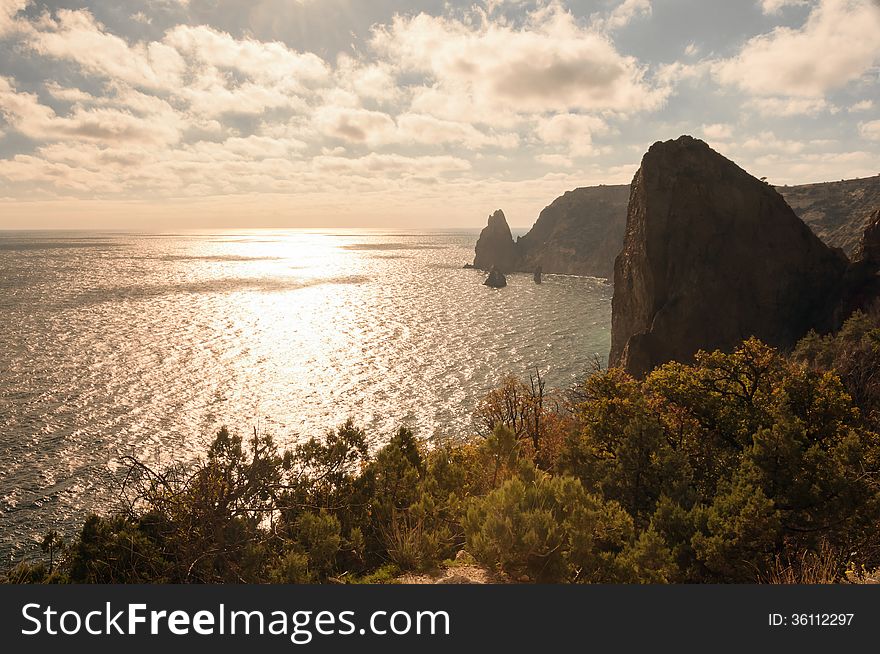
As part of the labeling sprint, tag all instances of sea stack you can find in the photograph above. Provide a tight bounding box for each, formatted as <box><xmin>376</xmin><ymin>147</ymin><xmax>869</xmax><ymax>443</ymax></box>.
<box><xmin>533</xmin><ymin>267</ymin><xmax>543</xmax><ymax>284</ymax></box>
<box><xmin>484</xmin><ymin>266</ymin><xmax>507</xmax><ymax>288</ymax></box>
<box><xmin>610</xmin><ymin>135</ymin><xmax>848</xmax><ymax>378</ymax></box>
<box><xmin>473</xmin><ymin>210</ymin><xmax>518</xmax><ymax>272</ymax></box>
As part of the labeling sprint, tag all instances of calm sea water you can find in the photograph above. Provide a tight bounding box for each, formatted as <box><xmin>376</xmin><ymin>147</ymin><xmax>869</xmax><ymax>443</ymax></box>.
<box><xmin>0</xmin><ymin>229</ymin><xmax>611</xmax><ymax>561</ymax></box>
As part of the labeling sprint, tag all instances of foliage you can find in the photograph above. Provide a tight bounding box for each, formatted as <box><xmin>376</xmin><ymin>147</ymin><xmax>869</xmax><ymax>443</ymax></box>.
<box><xmin>6</xmin><ymin>312</ymin><xmax>880</xmax><ymax>584</ymax></box>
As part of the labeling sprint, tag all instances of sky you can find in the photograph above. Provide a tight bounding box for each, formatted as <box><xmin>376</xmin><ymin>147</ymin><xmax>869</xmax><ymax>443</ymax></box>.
<box><xmin>0</xmin><ymin>0</ymin><xmax>878</xmax><ymax>229</ymax></box>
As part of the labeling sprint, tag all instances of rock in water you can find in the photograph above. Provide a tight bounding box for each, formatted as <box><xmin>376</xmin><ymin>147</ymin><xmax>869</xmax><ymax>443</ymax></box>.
<box><xmin>533</xmin><ymin>267</ymin><xmax>543</xmax><ymax>284</ymax></box>
<box><xmin>484</xmin><ymin>266</ymin><xmax>507</xmax><ymax>288</ymax></box>
<box><xmin>473</xmin><ymin>210</ymin><xmax>518</xmax><ymax>272</ymax></box>
<box><xmin>610</xmin><ymin>135</ymin><xmax>848</xmax><ymax>377</ymax></box>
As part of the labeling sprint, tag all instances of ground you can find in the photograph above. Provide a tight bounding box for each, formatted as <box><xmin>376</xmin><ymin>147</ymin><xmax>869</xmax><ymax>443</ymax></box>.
<box><xmin>396</xmin><ymin>551</ymin><xmax>508</xmax><ymax>584</ymax></box>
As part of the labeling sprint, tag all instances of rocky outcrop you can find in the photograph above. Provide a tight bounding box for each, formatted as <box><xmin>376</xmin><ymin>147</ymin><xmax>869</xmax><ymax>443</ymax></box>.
<box><xmin>472</xmin><ymin>176</ymin><xmax>880</xmax><ymax>280</ymax></box>
<box><xmin>472</xmin><ymin>188</ymin><xmax>629</xmax><ymax>278</ymax></box>
<box><xmin>857</xmin><ymin>209</ymin><xmax>880</xmax><ymax>265</ymax></box>
<box><xmin>484</xmin><ymin>266</ymin><xmax>507</xmax><ymax>288</ymax></box>
<box><xmin>837</xmin><ymin>209</ymin><xmax>880</xmax><ymax>321</ymax></box>
<box><xmin>473</xmin><ymin>210</ymin><xmax>518</xmax><ymax>272</ymax></box>
<box><xmin>516</xmin><ymin>185</ymin><xmax>630</xmax><ymax>278</ymax></box>
<box><xmin>780</xmin><ymin>176</ymin><xmax>880</xmax><ymax>258</ymax></box>
<box><xmin>610</xmin><ymin>136</ymin><xmax>849</xmax><ymax>377</ymax></box>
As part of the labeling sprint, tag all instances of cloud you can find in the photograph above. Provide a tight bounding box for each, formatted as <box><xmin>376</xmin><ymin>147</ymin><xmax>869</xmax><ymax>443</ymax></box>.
<box><xmin>716</xmin><ymin>0</ymin><xmax>880</xmax><ymax>98</ymax></box>
<box><xmin>370</xmin><ymin>5</ymin><xmax>669</xmax><ymax>122</ymax></box>
<box><xmin>745</xmin><ymin>96</ymin><xmax>834</xmax><ymax>116</ymax></box>
<box><xmin>0</xmin><ymin>0</ymin><xmax>28</xmax><ymax>37</ymax></box>
<box><xmin>163</xmin><ymin>24</ymin><xmax>329</xmax><ymax>90</ymax></box>
<box><xmin>312</xmin><ymin>153</ymin><xmax>471</xmax><ymax>177</ymax></box>
<box><xmin>313</xmin><ymin>106</ymin><xmax>396</xmax><ymax>145</ymax></box>
<box><xmin>394</xmin><ymin>113</ymin><xmax>519</xmax><ymax>149</ymax></box>
<box><xmin>312</xmin><ymin>106</ymin><xmax>519</xmax><ymax>149</ymax></box>
<box><xmin>535</xmin><ymin>113</ymin><xmax>609</xmax><ymax>157</ymax></box>
<box><xmin>0</xmin><ymin>77</ymin><xmax>182</xmax><ymax>145</ymax></box>
<box><xmin>860</xmin><ymin>120</ymin><xmax>880</xmax><ymax>141</ymax></box>
<box><xmin>26</xmin><ymin>9</ymin><xmax>187</xmax><ymax>90</ymax></box>
<box><xmin>0</xmin><ymin>0</ymin><xmax>876</xmax><ymax>223</ymax></box>
<box><xmin>744</xmin><ymin>149</ymin><xmax>878</xmax><ymax>185</ymax></box>
<box><xmin>737</xmin><ymin>130</ymin><xmax>835</xmax><ymax>154</ymax></box>
<box><xmin>850</xmin><ymin>99</ymin><xmax>874</xmax><ymax>113</ymax></box>
<box><xmin>22</xmin><ymin>10</ymin><xmax>330</xmax><ymax>118</ymax></box>
<box><xmin>758</xmin><ymin>0</ymin><xmax>811</xmax><ymax>14</ymax></box>
<box><xmin>535</xmin><ymin>153</ymin><xmax>573</xmax><ymax>168</ymax></box>
<box><xmin>592</xmin><ymin>0</ymin><xmax>652</xmax><ymax>32</ymax></box>
<box><xmin>701</xmin><ymin>123</ymin><xmax>734</xmax><ymax>140</ymax></box>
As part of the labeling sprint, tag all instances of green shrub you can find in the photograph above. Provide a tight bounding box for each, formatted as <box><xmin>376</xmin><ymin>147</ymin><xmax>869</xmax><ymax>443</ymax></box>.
<box><xmin>464</xmin><ymin>468</ymin><xmax>634</xmax><ymax>582</ymax></box>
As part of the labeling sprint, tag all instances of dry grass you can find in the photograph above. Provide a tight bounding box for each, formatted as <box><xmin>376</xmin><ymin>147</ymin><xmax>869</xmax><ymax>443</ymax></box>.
<box><xmin>764</xmin><ymin>541</ymin><xmax>845</xmax><ymax>584</ymax></box>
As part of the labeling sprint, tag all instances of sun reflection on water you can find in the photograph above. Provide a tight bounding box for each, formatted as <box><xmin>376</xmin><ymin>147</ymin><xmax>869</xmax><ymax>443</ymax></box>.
<box><xmin>0</xmin><ymin>228</ymin><xmax>612</xmax><ymax>558</ymax></box>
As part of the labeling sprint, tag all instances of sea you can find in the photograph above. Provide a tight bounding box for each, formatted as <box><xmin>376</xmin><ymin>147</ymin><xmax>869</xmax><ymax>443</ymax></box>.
<box><xmin>0</xmin><ymin>228</ymin><xmax>612</xmax><ymax>561</ymax></box>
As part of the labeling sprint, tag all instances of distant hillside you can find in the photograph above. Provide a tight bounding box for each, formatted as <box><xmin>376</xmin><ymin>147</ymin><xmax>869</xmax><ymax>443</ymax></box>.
<box><xmin>473</xmin><ymin>175</ymin><xmax>880</xmax><ymax>278</ymax></box>
<box><xmin>778</xmin><ymin>176</ymin><xmax>880</xmax><ymax>257</ymax></box>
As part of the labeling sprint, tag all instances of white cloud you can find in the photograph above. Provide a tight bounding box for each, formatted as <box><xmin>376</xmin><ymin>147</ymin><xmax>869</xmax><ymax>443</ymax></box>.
<box><xmin>163</xmin><ymin>24</ymin><xmax>329</xmax><ymax>90</ymax></box>
<box><xmin>312</xmin><ymin>153</ymin><xmax>471</xmax><ymax>177</ymax></box>
<box><xmin>312</xmin><ymin>106</ymin><xmax>396</xmax><ymax>145</ymax></box>
<box><xmin>23</xmin><ymin>11</ymin><xmax>330</xmax><ymax>119</ymax></box>
<box><xmin>535</xmin><ymin>113</ymin><xmax>609</xmax><ymax>157</ymax></box>
<box><xmin>370</xmin><ymin>5</ymin><xmax>669</xmax><ymax>122</ymax></box>
<box><xmin>745</xmin><ymin>149</ymin><xmax>878</xmax><ymax>185</ymax></box>
<box><xmin>0</xmin><ymin>0</ymin><xmax>875</xmax><ymax>221</ymax></box>
<box><xmin>716</xmin><ymin>0</ymin><xmax>880</xmax><ymax>97</ymax></box>
<box><xmin>701</xmin><ymin>123</ymin><xmax>734</xmax><ymax>140</ymax></box>
<box><xmin>860</xmin><ymin>120</ymin><xmax>880</xmax><ymax>141</ymax></box>
<box><xmin>737</xmin><ymin>130</ymin><xmax>832</xmax><ymax>154</ymax></box>
<box><xmin>745</xmin><ymin>96</ymin><xmax>834</xmax><ymax>116</ymax></box>
<box><xmin>0</xmin><ymin>76</ymin><xmax>182</xmax><ymax>145</ymax></box>
<box><xmin>27</xmin><ymin>10</ymin><xmax>187</xmax><ymax>90</ymax></box>
<box><xmin>395</xmin><ymin>113</ymin><xmax>519</xmax><ymax>149</ymax></box>
<box><xmin>0</xmin><ymin>0</ymin><xmax>28</xmax><ymax>37</ymax></box>
<box><xmin>535</xmin><ymin>153</ymin><xmax>574</xmax><ymax>168</ymax></box>
<box><xmin>758</xmin><ymin>0</ymin><xmax>811</xmax><ymax>15</ymax></box>
<box><xmin>592</xmin><ymin>0</ymin><xmax>652</xmax><ymax>32</ymax></box>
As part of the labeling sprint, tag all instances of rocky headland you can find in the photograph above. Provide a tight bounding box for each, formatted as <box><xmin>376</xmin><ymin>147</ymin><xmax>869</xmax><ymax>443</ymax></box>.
<box><xmin>472</xmin><ymin>172</ymin><xmax>880</xmax><ymax>280</ymax></box>
<box><xmin>610</xmin><ymin>136</ymin><xmax>880</xmax><ymax>377</ymax></box>
<box><xmin>471</xmin><ymin>187</ymin><xmax>629</xmax><ymax>278</ymax></box>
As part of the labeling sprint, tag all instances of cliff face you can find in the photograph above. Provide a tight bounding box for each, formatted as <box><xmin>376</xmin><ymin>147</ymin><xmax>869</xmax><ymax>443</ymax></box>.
<box><xmin>475</xmin><ymin>177</ymin><xmax>880</xmax><ymax>280</ymax></box>
<box><xmin>780</xmin><ymin>176</ymin><xmax>880</xmax><ymax>258</ymax></box>
<box><xmin>610</xmin><ymin>136</ymin><xmax>849</xmax><ymax>378</ymax></box>
<box><xmin>837</xmin><ymin>209</ymin><xmax>880</xmax><ymax>322</ymax></box>
<box><xmin>472</xmin><ymin>188</ymin><xmax>629</xmax><ymax>277</ymax></box>
<box><xmin>516</xmin><ymin>186</ymin><xmax>630</xmax><ymax>278</ymax></box>
<box><xmin>473</xmin><ymin>210</ymin><xmax>518</xmax><ymax>272</ymax></box>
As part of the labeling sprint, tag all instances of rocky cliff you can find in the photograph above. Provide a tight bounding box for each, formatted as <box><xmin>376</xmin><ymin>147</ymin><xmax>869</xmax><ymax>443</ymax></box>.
<box><xmin>471</xmin><ymin>188</ymin><xmax>629</xmax><ymax>277</ymax></box>
<box><xmin>780</xmin><ymin>176</ymin><xmax>880</xmax><ymax>258</ymax></box>
<box><xmin>610</xmin><ymin>136</ymin><xmax>850</xmax><ymax>378</ymax></box>
<box><xmin>473</xmin><ymin>176</ymin><xmax>880</xmax><ymax>280</ymax></box>
<box><xmin>473</xmin><ymin>210</ymin><xmax>519</xmax><ymax>272</ymax></box>
<box><xmin>515</xmin><ymin>186</ymin><xmax>630</xmax><ymax>278</ymax></box>
<box><xmin>837</xmin><ymin>209</ymin><xmax>880</xmax><ymax>322</ymax></box>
